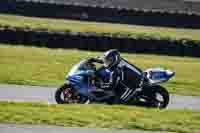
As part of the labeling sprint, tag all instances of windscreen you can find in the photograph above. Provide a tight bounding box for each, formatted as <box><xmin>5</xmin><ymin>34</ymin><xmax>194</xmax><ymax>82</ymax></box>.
<box><xmin>67</xmin><ymin>60</ymin><xmax>88</xmax><ymax>76</ymax></box>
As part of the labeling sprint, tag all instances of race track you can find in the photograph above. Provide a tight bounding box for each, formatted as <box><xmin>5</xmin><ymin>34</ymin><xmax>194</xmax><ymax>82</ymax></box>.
<box><xmin>0</xmin><ymin>84</ymin><xmax>200</xmax><ymax>110</ymax></box>
<box><xmin>0</xmin><ymin>124</ymin><xmax>167</xmax><ymax>133</ymax></box>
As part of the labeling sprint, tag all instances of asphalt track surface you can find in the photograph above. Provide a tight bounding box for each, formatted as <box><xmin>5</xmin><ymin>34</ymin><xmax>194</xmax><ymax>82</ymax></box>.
<box><xmin>0</xmin><ymin>84</ymin><xmax>200</xmax><ymax>110</ymax></box>
<box><xmin>0</xmin><ymin>84</ymin><xmax>199</xmax><ymax>133</ymax></box>
<box><xmin>0</xmin><ymin>123</ymin><xmax>171</xmax><ymax>133</ymax></box>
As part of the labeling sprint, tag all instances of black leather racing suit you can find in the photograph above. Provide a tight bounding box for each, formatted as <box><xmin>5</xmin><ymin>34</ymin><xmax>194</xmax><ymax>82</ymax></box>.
<box><xmin>97</xmin><ymin>64</ymin><xmax>122</xmax><ymax>103</ymax></box>
<box><xmin>100</xmin><ymin>59</ymin><xmax>143</xmax><ymax>102</ymax></box>
<box><xmin>99</xmin><ymin>66</ymin><xmax>121</xmax><ymax>89</ymax></box>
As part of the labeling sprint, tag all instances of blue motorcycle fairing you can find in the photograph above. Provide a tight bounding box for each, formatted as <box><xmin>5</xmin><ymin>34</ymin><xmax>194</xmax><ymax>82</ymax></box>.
<box><xmin>66</xmin><ymin>60</ymin><xmax>98</xmax><ymax>96</ymax></box>
<box><xmin>67</xmin><ymin>75</ymin><xmax>90</xmax><ymax>96</ymax></box>
<box><xmin>66</xmin><ymin>67</ymin><xmax>111</xmax><ymax>97</ymax></box>
<box><xmin>65</xmin><ymin>59</ymin><xmax>112</xmax><ymax>97</ymax></box>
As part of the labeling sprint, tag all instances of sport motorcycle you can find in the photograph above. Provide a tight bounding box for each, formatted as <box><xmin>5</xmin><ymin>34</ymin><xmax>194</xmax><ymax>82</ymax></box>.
<box><xmin>55</xmin><ymin>56</ymin><xmax>175</xmax><ymax>109</ymax></box>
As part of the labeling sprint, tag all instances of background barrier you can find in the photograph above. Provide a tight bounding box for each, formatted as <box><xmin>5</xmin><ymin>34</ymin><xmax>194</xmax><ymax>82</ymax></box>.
<box><xmin>0</xmin><ymin>26</ymin><xmax>200</xmax><ymax>57</ymax></box>
<box><xmin>0</xmin><ymin>0</ymin><xmax>200</xmax><ymax>28</ymax></box>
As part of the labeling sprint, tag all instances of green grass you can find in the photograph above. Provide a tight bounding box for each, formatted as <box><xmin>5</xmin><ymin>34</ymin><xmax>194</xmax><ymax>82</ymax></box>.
<box><xmin>0</xmin><ymin>101</ymin><xmax>200</xmax><ymax>133</ymax></box>
<box><xmin>0</xmin><ymin>13</ymin><xmax>200</xmax><ymax>41</ymax></box>
<box><xmin>0</xmin><ymin>44</ymin><xmax>200</xmax><ymax>96</ymax></box>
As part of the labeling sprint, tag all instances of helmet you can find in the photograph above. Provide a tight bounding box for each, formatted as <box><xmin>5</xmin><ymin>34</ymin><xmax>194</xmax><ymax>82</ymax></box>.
<box><xmin>102</xmin><ymin>49</ymin><xmax>121</xmax><ymax>68</ymax></box>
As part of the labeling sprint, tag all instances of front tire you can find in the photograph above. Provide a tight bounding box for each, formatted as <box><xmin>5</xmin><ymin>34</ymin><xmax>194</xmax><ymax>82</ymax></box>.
<box><xmin>55</xmin><ymin>84</ymin><xmax>88</xmax><ymax>104</ymax></box>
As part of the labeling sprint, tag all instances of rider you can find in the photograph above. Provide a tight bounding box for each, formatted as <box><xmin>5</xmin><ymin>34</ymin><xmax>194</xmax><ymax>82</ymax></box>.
<box><xmin>99</xmin><ymin>49</ymin><xmax>122</xmax><ymax>102</ymax></box>
<box><xmin>100</xmin><ymin>49</ymin><xmax>143</xmax><ymax>102</ymax></box>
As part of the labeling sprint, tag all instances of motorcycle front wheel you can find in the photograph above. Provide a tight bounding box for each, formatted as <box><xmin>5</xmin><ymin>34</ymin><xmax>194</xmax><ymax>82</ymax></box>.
<box><xmin>55</xmin><ymin>84</ymin><xmax>88</xmax><ymax>104</ymax></box>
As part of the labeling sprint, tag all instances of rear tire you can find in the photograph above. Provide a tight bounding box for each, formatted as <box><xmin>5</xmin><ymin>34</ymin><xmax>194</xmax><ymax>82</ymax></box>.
<box><xmin>150</xmin><ymin>85</ymin><xmax>169</xmax><ymax>109</ymax></box>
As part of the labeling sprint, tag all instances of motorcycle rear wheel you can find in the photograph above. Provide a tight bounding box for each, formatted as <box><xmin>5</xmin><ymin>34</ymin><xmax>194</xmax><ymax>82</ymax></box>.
<box><xmin>147</xmin><ymin>85</ymin><xmax>169</xmax><ymax>109</ymax></box>
<box><xmin>132</xmin><ymin>85</ymin><xmax>169</xmax><ymax>109</ymax></box>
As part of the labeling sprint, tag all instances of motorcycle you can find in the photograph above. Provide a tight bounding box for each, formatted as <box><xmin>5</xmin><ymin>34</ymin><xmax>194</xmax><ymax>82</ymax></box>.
<box><xmin>55</xmin><ymin>56</ymin><xmax>175</xmax><ymax>109</ymax></box>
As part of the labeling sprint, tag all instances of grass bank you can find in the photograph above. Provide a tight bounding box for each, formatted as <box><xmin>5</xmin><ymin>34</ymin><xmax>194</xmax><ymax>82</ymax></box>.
<box><xmin>0</xmin><ymin>14</ymin><xmax>200</xmax><ymax>41</ymax></box>
<box><xmin>0</xmin><ymin>101</ymin><xmax>200</xmax><ymax>133</ymax></box>
<box><xmin>0</xmin><ymin>44</ymin><xmax>200</xmax><ymax>96</ymax></box>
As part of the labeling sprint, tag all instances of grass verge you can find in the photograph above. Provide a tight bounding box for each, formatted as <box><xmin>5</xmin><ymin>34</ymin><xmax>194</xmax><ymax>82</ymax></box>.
<box><xmin>0</xmin><ymin>13</ymin><xmax>200</xmax><ymax>41</ymax></box>
<box><xmin>0</xmin><ymin>101</ymin><xmax>200</xmax><ymax>133</ymax></box>
<box><xmin>0</xmin><ymin>44</ymin><xmax>200</xmax><ymax>96</ymax></box>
